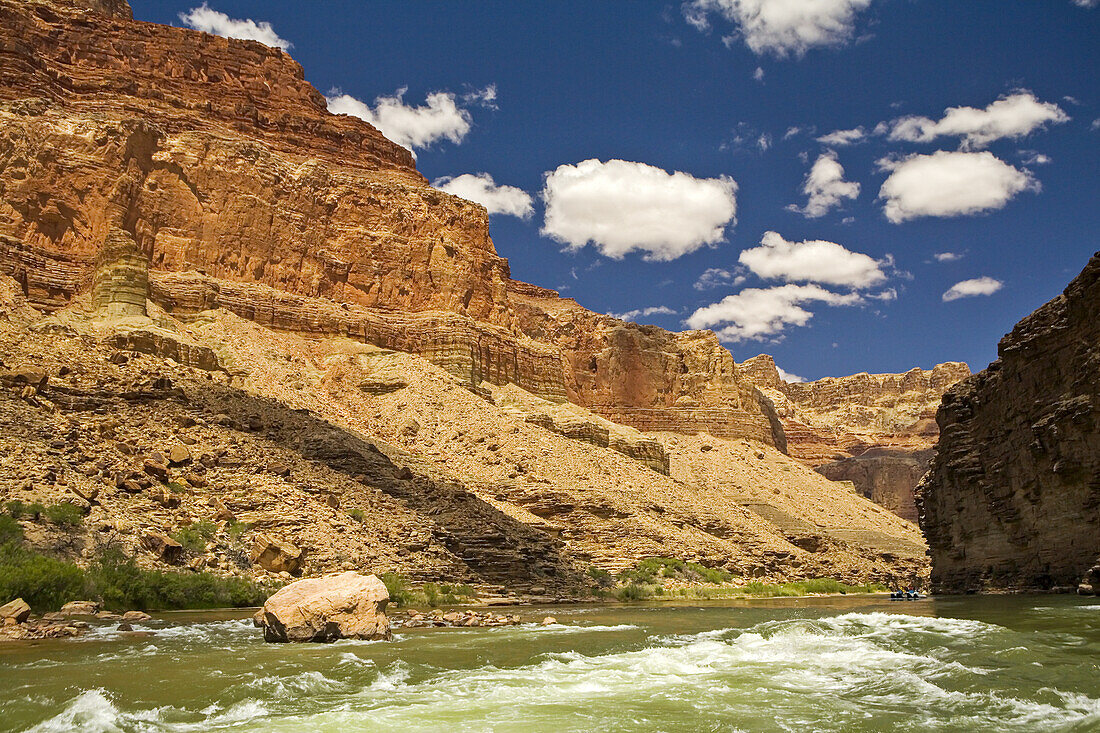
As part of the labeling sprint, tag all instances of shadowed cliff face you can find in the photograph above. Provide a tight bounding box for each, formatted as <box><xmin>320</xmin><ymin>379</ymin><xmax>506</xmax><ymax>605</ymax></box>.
<box><xmin>917</xmin><ymin>253</ymin><xmax>1100</xmax><ymax>594</ymax></box>
<box><xmin>0</xmin><ymin>0</ymin><xmax>785</xmax><ymax>447</ymax></box>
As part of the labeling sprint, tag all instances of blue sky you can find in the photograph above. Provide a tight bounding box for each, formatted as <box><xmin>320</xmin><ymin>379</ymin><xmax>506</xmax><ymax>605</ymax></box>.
<box><xmin>138</xmin><ymin>1</ymin><xmax>1100</xmax><ymax>381</ymax></box>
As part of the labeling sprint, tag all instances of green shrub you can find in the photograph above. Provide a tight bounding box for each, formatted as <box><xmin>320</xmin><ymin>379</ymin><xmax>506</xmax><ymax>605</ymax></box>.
<box><xmin>379</xmin><ymin>573</ymin><xmax>476</xmax><ymax>608</ymax></box>
<box><xmin>0</xmin><ymin>543</ymin><xmax>87</xmax><ymax>611</ymax></box>
<box><xmin>615</xmin><ymin>582</ymin><xmax>654</xmax><ymax>602</ymax></box>
<box><xmin>85</xmin><ymin>549</ymin><xmax>271</xmax><ymax>611</ymax></box>
<box><xmin>0</xmin><ymin>515</ymin><xmax>24</xmax><ymax>544</ymax></box>
<box><xmin>25</xmin><ymin>503</ymin><xmax>45</xmax><ymax>520</ymax></box>
<box><xmin>380</xmin><ymin>571</ymin><xmax>417</xmax><ymax>607</ymax></box>
<box><xmin>619</xmin><ymin>557</ymin><xmax>732</xmax><ymax>586</ymax></box>
<box><xmin>227</xmin><ymin>521</ymin><xmax>250</xmax><ymax>541</ymax></box>
<box><xmin>586</xmin><ymin>565</ymin><xmax>615</xmax><ymax>588</ymax></box>
<box><xmin>43</xmin><ymin>502</ymin><xmax>84</xmax><ymax>527</ymax></box>
<box><xmin>171</xmin><ymin>521</ymin><xmax>217</xmax><ymax>553</ymax></box>
<box><xmin>685</xmin><ymin>562</ymin><xmax>732</xmax><ymax>584</ymax></box>
<box><xmin>165</xmin><ymin>482</ymin><xmax>187</xmax><ymax>494</ymax></box>
<box><xmin>346</xmin><ymin>508</ymin><xmax>366</xmax><ymax>523</ymax></box>
<box><xmin>5</xmin><ymin>500</ymin><xmax>26</xmax><ymax>519</ymax></box>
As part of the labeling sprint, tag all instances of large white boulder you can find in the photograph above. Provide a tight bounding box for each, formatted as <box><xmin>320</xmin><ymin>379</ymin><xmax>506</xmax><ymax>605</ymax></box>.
<box><xmin>260</xmin><ymin>572</ymin><xmax>391</xmax><ymax>643</ymax></box>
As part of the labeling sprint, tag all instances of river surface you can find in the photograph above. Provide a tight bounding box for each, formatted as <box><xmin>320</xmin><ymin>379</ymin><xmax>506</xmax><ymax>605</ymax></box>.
<box><xmin>1</xmin><ymin>594</ymin><xmax>1098</xmax><ymax>732</ymax></box>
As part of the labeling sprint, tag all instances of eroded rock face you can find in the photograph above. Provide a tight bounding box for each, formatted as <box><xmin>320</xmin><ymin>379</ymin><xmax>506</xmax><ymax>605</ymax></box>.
<box><xmin>739</xmin><ymin>354</ymin><xmax>969</xmax><ymax>520</ymax></box>
<box><xmin>260</xmin><ymin>571</ymin><xmax>390</xmax><ymax>643</ymax></box>
<box><xmin>0</xmin><ymin>0</ymin><xmax>784</xmax><ymax>447</ymax></box>
<box><xmin>917</xmin><ymin>253</ymin><xmax>1100</xmax><ymax>594</ymax></box>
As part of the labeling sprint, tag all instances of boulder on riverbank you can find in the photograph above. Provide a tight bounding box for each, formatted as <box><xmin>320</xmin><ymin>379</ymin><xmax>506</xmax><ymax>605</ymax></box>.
<box><xmin>0</xmin><ymin>598</ymin><xmax>31</xmax><ymax>624</ymax></box>
<box><xmin>259</xmin><ymin>571</ymin><xmax>390</xmax><ymax>643</ymax></box>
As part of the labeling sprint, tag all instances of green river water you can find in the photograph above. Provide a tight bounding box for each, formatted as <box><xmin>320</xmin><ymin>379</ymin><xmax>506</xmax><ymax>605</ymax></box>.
<box><xmin>1</xmin><ymin>594</ymin><xmax>1098</xmax><ymax>732</ymax></box>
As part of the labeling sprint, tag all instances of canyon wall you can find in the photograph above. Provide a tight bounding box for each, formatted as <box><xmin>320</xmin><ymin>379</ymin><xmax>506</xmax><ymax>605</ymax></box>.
<box><xmin>916</xmin><ymin>253</ymin><xmax>1100</xmax><ymax>593</ymax></box>
<box><xmin>0</xmin><ymin>0</ymin><xmax>782</xmax><ymax>446</ymax></box>
<box><xmin>740</xmin><ymin>355</ymin><xmax>970</xmax><ymax>521</ymax></box>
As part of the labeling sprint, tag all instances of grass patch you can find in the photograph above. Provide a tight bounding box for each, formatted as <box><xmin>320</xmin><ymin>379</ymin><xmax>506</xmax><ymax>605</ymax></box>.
<box><xmin>6</xmin><ymin>501</ymin><xmax>45</xmax><ymax>520</ymax></box>
<box><xmin>379</xmin><ymin>572</ymin><xmax>477</xmax><ymax>608</ymax></box>
<box><xmin>618</xmin><ymin>557</ymin><xmax>732</xmax><ymax>586</ymax></box>
<box><xmin>0</xmin><ymin>515</ymin><xmax>24</xmax><ymax>544</ymax></box>
<box><xmin>608</xmin><ymin>557</ymin><xmax>884</xmax><ymax>602</ymax></box>
<box><xmin>670</xmin><ymin>579</ymin><xmax>888</xmax><ymax>600</ymax></box>
<box><xmin>43</xmin><ymin>502</ymin><xmax>85</xmax><ymax>527</ymax></box>
<box><xmin>346</xmin><ymin>508</ymin><xmax>366</xmax><ymax>523</ymax></box>
<box><xmin>171</xmin><ymin>521</ymin><xmax>217</xmax><ymax>553</ymax></box>
<box><xmin>227</xmin><ymin>520</ymin><xmax>250</xmax><ymax>542</ymax></box>
<box><xmin>0</xmin><ymin>541</ymin><xmax>274</xmax><ymax>612</ymax></box>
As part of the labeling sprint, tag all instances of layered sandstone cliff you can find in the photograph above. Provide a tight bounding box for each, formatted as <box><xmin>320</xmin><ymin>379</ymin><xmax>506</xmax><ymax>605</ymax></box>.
<box><xmin>0</xmin><ymin>0</ymin><xmax>783</xmax><ymax>447</ymax></box>
<box><xmin>916</xmin><ymin>253</ymin><xmax>1100</xmax><ymax>594</ymax></box>
<box><xmin>740</xmin><ymin>355</ymin><xmax>969</xmax><ymax>521</ymax></box>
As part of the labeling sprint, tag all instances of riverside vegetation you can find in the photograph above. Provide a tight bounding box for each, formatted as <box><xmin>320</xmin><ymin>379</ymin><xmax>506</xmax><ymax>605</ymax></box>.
<box><xmin>590</xmin><ymin>557</ymin><xmax>886</xmax><ymax>602</ymax></box>
<box><xmin>0</xmin><ymin>514</ymin><xmax>271</xmax><ymax>612</ymax></box>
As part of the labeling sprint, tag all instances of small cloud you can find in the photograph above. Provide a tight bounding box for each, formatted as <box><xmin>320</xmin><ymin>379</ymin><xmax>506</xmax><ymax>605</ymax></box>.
<box><xmin>753</xmin><ymin>66</ymin><xmax>765</xmax><ymax>82</ymax></box>
<box><xmin>683</xmin><ymin>0</ymin><xmax>875</xmax><ymax>58</ymax></box>
<box><xmin>788</xmin><ymin>150</ymin><xmax>860</xmax><ymax>218</ymax></box>
<box><xmin>1019</xmin><ymin>151</ymin><xmax>1052</xmax><ymax>165</ymax></box>
<box><xmin>694</xmin><ymin>267</ymin><xmax>746</xmax><ymax>291</ymax></box>
<box><xmin>738</xmin><ymin>231</ymin><xmax>889</xmax><ymax>289</ymax></box>
<box><xmin>327</xmin><ymin>87</ymin><xmax>490</xmax><ymax>152</ymax></box>
<box><xmin>433</xmin><ymin>173</ymin><xmax>533</xmax><ymax>219</ymax></box>
<box><xmin>462</xmin><ymin>84</ymin><xmax>498</xmax><ymax>109</ymax></box>
<box><xmin>933</xmin><ymin>252</ymin><xmax>964</xmax><ymax>262</ymax></box>
<box><xmin>1072</xmin><ymin>0</ymin><xmax>1098</xmax><ymax>8</ymax></box>
<box><xmin>868</xmin><ymin>288</ymin><xmax>897</xmax><ymax>301</ymax></box>
<box><xmin>878</xmin><ymin>151</ymin><xmax>1038</xmax><ymax>223</ymax></box>
<box><xmin>775</xmin><ymin>365</ymin><xmax>806</xmax><ymax>383</ymax></box>
<box><xmin>687</xmin><ymin>283</ymin><xmax>866</xmax><ymax>342</ymax></box>
<box><xmin>540</xmin><ymin>159</ymin><xmax>738</xmax><ymax>261</ymax></box>
<box><xmin>611</xmin><ymin>305</ymin><xmax>678</xmax><ymax>322</ymax></box>
<box><xmin>783</xmin><ymin>126</ymin><xmax>804</xmax><ymax>140</ymax></box>
<box><xmin>943</xmin><ymin>276</ymin><xmax>1003</xmax><ymax>302</ymax></box>
<box><xmin>883</xmin><ymin>91</ymin><xmax>1069</xmax><ymax>149</ymax></box>
<box><xmin>815</xmin><ymin>127</ymin><xmax>866</xmax><ymax>146</ymax></box>
<box><xmin>179</xmin><ymin>3</ymin><xmax>291</xmax><ymax>49</ymax></box>
<box><xmin>1091</xmin><ymin>119</ymin><xmax>1100</xmax><ymax>131</ymax></box>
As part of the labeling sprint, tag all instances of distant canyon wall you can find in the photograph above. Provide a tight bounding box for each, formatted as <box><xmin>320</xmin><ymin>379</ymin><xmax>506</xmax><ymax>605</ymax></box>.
<box><xmin>739</xmin><ymin>355</ymin><xmax>970</xmax><ymax>521</ymax></box>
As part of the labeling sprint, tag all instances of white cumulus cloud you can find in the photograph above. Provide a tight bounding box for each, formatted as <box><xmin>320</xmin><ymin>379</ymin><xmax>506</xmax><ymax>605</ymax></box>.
<box><xmin>179</xmin><ymin>3</ymin><xmax>291</xmax><ymax>49</ymax></box>
<box><xmin>433</xmin><ymin>173</ymin><xmax>533</xmax><ymax>219</ymax></box>
<box><xmin>610</xmin><ymin>305</ymin><xmax>678</xmax><ymax>322</ymax></box>
<box><xmin>933</xmin><ymin>252</ymin><xmax>963</xmax><ymax>262</ymax></box>
<box><xmin>885</xmin><ymin>92</ymin><xmax>1069</xmax><ymax>149</ymax></box>
<box><xmin>327</xmin><ymin>87</ymin><xmax>492</xmax><ymax>152</ymax></box>
<box><xmin>789</xmin><ymin>150</ymin><xmax>860</xmax><ymax>217</ymax></box>
<box><xmin>540</xmin><ymin>159</ymin><xmax>738</xmax><ymax>261</ymax></box>
<box><xmin>684</xmin><ymin>0</ymin><xmax>874</xmax><ymax>58</ymax></box>
<box><xmin>816</xmin><ymin>127</ymin><xmax>866</xmax><ymax>146</ymax></box>
<box><xmin>878</xmin><ymin>151</ymin><xmax>1038</xmax><ymax>223</ymax></box>
<box><xmin>739</xmin><ymin>231</ymin><xmax>887</xmax><ymax>288</ymax></box>
<box><xmin>687</xmin><ymin>283</ymin><xmax>864</xmax><ymax>342</ymax></box>
<box><xmin>942</xmin><ymin>276</ymin><xmax>1003</xmax><ymax>302</ymax></box>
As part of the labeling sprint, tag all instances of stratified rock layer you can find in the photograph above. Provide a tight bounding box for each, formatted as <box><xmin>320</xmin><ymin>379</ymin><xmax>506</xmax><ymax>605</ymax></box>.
<box><xmin>740</xmin><ymin>355</ymin><xmax>969</xmax><ymax>521</ymax></box>
<box><xmin>917</xmin><ymin>253</ymin><xmax>1100</xmax><ymax>593</ymax></box>
<box><xmin>0</xmin><ymin>0</ymin><xmax>782</xmax><ymax>447</ymax></box>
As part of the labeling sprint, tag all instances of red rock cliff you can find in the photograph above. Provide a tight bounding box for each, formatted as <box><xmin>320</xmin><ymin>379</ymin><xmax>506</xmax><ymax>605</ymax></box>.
<box><xmin>0</xmin><ymin>0</ymin><xmax>784</xmax><ymax>447</ymax></box>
